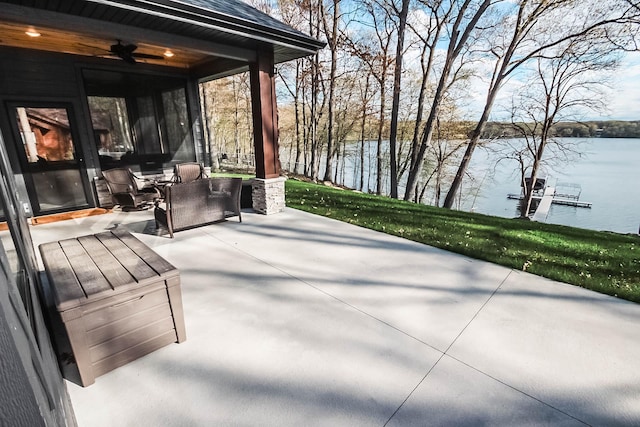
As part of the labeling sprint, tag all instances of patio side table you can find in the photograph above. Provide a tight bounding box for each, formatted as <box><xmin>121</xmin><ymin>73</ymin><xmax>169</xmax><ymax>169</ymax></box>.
<box><xmin>39</xmin><ymin>228</ymin><xmax>186</xmax><ymax>387</ymax></box>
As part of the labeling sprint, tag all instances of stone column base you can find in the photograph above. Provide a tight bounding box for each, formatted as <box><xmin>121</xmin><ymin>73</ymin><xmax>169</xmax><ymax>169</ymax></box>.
<box><xmin>252</xmin><ymin>177</ymin><xmax>286</xmax><ymax>215</ymax></box>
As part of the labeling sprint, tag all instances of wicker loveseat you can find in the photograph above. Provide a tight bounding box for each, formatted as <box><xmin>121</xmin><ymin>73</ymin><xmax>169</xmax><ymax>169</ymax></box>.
<box><xmin>154</xmin><ymin>177</ymin><xmax>242</xmax><ymax>238</ymax></box>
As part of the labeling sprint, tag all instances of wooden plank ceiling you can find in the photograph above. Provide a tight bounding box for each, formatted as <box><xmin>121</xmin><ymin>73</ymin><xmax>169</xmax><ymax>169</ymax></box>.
<box><xmin>0</xmin><ymin>0</ymin><xmax>325</xmax><ymax>67</ymax></box>
<box><xmin>0</xmin><ymin>21</ymin><xmax>205</xmax><ymax>68</ymax></box>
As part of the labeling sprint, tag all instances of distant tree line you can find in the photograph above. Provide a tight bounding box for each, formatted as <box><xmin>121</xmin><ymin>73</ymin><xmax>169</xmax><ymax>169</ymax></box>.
<box><xmin>480</xmin><ymin>121</ymin><xmax>640</xmax><ymax>138</ymax></box>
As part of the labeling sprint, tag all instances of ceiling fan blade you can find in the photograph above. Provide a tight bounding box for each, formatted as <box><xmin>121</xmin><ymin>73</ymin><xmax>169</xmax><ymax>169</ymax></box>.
<box><xmin>78</xmin><ymin>43</ymin><xmax>108</xmax><ymax>52</ymax></box>
<box><xmin>77</xmin><ymin>40</ymin><xmax>162</xmax><ymax>63</ymax></box>
<box><xmin>132</xmin><ymin>52</ymin><xmax>165</xmax><ymax>60</ymax></box>
<box><xmin>110</xmin><ymin>41</ymin><xmax>137</xmax><ymax>56</ymax></box>
<box><xmin>121</xmin><ymin>54</ymin><xmax>137</xmax><ymax>65</ymax></box>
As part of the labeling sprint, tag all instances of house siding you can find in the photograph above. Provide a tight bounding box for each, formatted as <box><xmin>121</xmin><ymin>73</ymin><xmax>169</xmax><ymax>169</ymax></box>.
<box><xmin>0</xmin><ymin>303</ymin><xmax>46</xmax><ymax>427</ymax></box>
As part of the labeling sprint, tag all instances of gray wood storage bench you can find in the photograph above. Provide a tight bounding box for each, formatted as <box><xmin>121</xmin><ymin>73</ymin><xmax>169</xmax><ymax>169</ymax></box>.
<box><xmin>39</xmin><ymin>228</ymin><xmax>186</xmax><ymax>387</ymax></box>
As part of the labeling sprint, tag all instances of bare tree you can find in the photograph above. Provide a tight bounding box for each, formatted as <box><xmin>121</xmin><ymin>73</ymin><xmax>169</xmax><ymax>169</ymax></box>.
<box><xmin>505</xmin><ymin>38</ymin><xmax>616</xmax><ymax>217</ymax></box>
<box><xmin>345</xmin><ymin>1</ymin><xmax>394</xmax><ymax>194</ymax></box>
<box><xmin>277</xmin><ymin>60</ymin><xmax>304</xmax><ymax>173</ymax></box>
<box><xmin>387</xmin><ymin>0</ymin><xmax>411</xmax><ymax>198</ymax></box>
<box><xmin>429</xmin><ymin>103</ymin><xmax>469</xmax><ymax>206</ymax></box>
<box><xmin>200</xmin><ymin>75</ymin><xmax>253</xmax><ymax>169</ymax></box>
<box><xmin>403</xmin><ymin>0</ymin><xmax>497</xmax><ymax>201</ymax></box>
<box><xmin>401</xmin><ymin>1</ymin><xmax>449</xmax><ymax>199</ymax></box>
<box><xmin>356</xmin><ymin>69</ymin><xmax>374</xmax><ymax>190</ymax></box>
<box><xmin>443</xmin><ymin>0</ymin><xmax>639</xmax><ymax>209</ymax></box>
<box><xmin>308</xmin><ymin>0</ymin><xmax>327</xmax><ymax>180</ymax></box>
<box><xmin>322</xmin><ymin>0</ymin><xmax>342</xmax><ymax>181</ymax></box>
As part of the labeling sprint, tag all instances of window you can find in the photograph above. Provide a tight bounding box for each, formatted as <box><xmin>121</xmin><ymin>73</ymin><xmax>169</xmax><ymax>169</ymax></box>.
<box><xmin>87</xmin><ymin>96</ymin><xmax>134</xmax><ymax>162</ymax></box>
<box><xmin>84</xmin><ymin>70</ymin><xmax>195</xmax><ymax>172</ymax></box>
<box><xmin>162</xmin><ymin>88</ymin><xmax>193</xmax><ymax>158</ymax></box>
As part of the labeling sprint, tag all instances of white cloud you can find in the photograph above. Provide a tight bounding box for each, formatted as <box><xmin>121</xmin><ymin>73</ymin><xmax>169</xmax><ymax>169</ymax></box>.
<box><xmin>599</xmin><ymin>55</ymin><xmax>640</xmax><ymax>120</ymax></box>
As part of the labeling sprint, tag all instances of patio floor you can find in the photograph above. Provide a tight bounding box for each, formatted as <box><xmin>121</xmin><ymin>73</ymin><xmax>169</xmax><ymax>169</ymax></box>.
<box><xmin>29</xmin><ymin>207</ymin><xmax>640</xmax><ymax>426</ymax></box>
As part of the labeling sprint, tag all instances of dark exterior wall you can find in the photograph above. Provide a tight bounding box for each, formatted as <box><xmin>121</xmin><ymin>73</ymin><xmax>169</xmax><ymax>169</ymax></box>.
<box><xmin>0</xmin><ymin>301</ymin><xmax>46</xmax><ymax>427</ymax></box>
<box><xmin>0</xmin><ymin>47</ymin><xmax>98</xmax><ymax>211</ymax></box>
<box><xmin>0</xmin><ymin>47</ymin><xmax>80</xmax><ymax>98</ymax></box>
<box><xmin>0</xmin><ymin>46</ymin><xmax>203</xmax><ymax>212</ymax></box>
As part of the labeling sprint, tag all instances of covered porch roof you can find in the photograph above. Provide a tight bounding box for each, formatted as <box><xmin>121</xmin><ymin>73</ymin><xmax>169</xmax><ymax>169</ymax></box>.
<box><xmin>0</xmin><ymin>0</ymin><xmax>324</xmax><ymax>77</ymax></box>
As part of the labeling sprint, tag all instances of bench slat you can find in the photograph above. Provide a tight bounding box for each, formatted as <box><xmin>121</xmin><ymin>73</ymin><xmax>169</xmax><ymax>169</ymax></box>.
<box><xmin>112</xmin><ymin>228</ymin><xmax>176</xmax><ymax>275</ymax></box>
<box><xmin>94</xmin><ymin>231</ymin><xmax>156</xmax><ymax>282</ymax></box>
<box><xmin>59</xmin><ymin>238</ymin><xmax>112</xmax><ymax>296</ymax></box>
<box><xmin>40</xmin><ymin>241</ymin><xmax>86</xmax><ymax>305</ymax></box>
<box><xmin>77</xmin><ymin>235</ymin><xmax>134</xmax><ymax>290</ymax></box>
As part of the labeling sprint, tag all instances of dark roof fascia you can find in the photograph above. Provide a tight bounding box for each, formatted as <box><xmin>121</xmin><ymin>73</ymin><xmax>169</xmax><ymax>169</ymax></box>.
<box><xmin>88</xmin><ymin>0</ymin><xmax>326</xmax><ymax>55</ymax></box>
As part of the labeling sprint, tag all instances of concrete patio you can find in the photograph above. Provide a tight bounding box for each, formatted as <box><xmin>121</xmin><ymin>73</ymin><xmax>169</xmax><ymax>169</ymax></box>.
<box><xmin>29</xmin><ymin>207</ymin><xmax>640</xmax><ymax>426</ymax></box>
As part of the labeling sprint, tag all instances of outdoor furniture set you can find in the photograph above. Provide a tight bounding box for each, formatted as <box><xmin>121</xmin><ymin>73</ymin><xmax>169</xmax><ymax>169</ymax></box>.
<box><xmin>39</xmin><ymin>162</ymin><xmax>241</xmax><ymax>386</ymax></box>
<box><xmin>102</xmin><ymin>162</ymin><xmax>242</xmax><ymax>237</ymax></box>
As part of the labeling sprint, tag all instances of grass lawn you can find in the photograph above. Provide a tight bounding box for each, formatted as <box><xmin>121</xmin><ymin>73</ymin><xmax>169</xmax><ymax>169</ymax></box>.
<box><xmin>210</xmin><ymin>172</ymin><xmax>254</xmax><ymax>179</ymax></box>
<box><xmin>285</xmin><ymin>179</ymin><xmax>640</xmax><ymax>304</ymax></box>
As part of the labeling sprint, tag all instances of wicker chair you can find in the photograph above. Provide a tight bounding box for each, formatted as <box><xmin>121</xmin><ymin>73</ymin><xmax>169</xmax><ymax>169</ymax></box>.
<box><xmin>102</xmin><ymin>168</ymin><xmax>160</xmax><ymax>210</ymax></box>
<box><xmin>154</xmin><ymin>177</ymin><xmax>242</xmax><ymax>238</ymax></box>
<box><xmin>172</xmin><ymin>162</ymin><xmax>206</xmax><ymax>184</ymax></box>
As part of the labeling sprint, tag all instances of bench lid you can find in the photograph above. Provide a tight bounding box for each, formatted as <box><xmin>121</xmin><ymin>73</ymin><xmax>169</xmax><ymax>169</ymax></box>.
<box><xmin>40</xmin><ymin>229</ymin><xmax>177</xmax><ymax>311</ymax></box>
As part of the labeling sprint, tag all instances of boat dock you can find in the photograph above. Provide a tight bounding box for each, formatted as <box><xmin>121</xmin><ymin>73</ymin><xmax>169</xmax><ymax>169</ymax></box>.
<box><xmin>507</xmin><ymin>180</ymin><xmax>592</xmax><ymax>222</ymax></box>
<box><xmin>531</xmin><ymin>187</ymin><xmax>555</xmax><ymax>222</ymax></box>
<box><xmin>507</xmin><ymin>193</ymin><xmax>593</xmax><ymax>208</ymax></box>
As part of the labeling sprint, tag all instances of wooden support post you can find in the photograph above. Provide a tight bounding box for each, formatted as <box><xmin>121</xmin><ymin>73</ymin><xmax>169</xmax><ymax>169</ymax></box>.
<box><xmin>249</xmin><ymin>49</ymin><xmax>280</xmax><ymax>179</ymax></box>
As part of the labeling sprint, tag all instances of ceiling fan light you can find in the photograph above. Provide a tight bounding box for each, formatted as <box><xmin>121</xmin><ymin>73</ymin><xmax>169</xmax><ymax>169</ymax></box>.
<box><xmin>164</xmin><ymin>50</ymin><xmax>174</xmax><ymax>58</ymax></box>
<box><xmin>25</xmin><ymin>28</ymin><xmax>41</xmax><ymax>37</ymax></box>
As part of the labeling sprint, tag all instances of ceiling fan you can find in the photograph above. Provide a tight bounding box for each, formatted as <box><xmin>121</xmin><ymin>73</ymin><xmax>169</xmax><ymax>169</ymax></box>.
<box><xmin>81</xmin><ymin>40</ymin><xmax>164</xmax><ymax>64</ymax></box>
<box><xmin>108</xmin><ymin>40</ymin><xmax>164</xmax><ymax>64</ymax></box>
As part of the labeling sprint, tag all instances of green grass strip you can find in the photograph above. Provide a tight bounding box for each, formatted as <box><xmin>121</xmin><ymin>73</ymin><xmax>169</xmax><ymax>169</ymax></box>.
<box><xmin>285</xmin><ymin>179</ymin><xmax>640</xmax><ymax>303</ymax></box>
<box><xmin>210</xmin><ymin>172</ymin><xmax>254</xmax><ymax>179</ymax></box>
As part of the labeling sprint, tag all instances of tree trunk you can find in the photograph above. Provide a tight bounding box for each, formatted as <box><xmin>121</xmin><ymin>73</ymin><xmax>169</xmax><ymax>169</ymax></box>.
<box><xmin>404</xmin><ymin>0</ymin><xmax>493</xmax><ymax>201</ymax></box>
<box><xmin>408</xmin><ymin>41</ymin><xmax>435</xmax><ymax>173</ymax></box>
<box><xmin>442</xmin><ymin>102</ymin><xmax>491</xmax><ymax>209</ymax></box>
<box><xmin>294</xmin><ymin>60</ymin><xmax>303</xmax><ymax>174</ymax></box>
<box><xmin>302</xmin><ymin>81</ymin><xmax>309</xmax><ymax>176</ymax></box>
<box><xmin>310</xmin><ymin>53</ymin><xmax>319</xmax><ymax>180</ymax></box>
<box><xmin>402</xmin><ymin>70</ymin><xmax>448</xmax><ymax>200</ymax></box>
<box><xmin>388</xmin><ymin>0</ymin><xmax>410</xmax><ymax>199</ymax></box>
<box><xmin>323</xmin><ymin>0</ymin><xmax>340</xmax><ymax>182</ymax></box>
<box><xmin>376</xmin><ymin>87</ymin><xmax>386</xmax><ymax>195</ymax></box>
<box><xmin>359</xmin><ymin>75</ymin><xmax>371</xmax><ymax>191</ymax></box>
<box><xmin>232</xmin><ymin>77</ymin><xmax>241</xmax><ymax>163</ymax></box>
<box><xmin>200</xmin><ymin>84</ymin><xmax>219</xmax><ymax>170</ymax></box>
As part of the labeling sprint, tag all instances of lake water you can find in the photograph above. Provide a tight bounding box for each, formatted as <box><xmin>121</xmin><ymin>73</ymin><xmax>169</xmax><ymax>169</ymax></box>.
<box><xmin>282</xmin><ymin>138</ymin><xmax>640</xmax><ymax>234</ymax></box>
<box><xmin>465</xmin><ymin>138</ymin><xmax>640</xmax><ymax>234</ymax></box>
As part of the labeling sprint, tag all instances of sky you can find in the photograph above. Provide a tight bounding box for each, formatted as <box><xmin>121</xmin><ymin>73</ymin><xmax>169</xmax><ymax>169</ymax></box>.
<box><xmin>459</xmin><ymin>53</ymin><xmax>640</xmax><ymax>122</ymax></box>
<box><xmin>602</xmin><ymin>55</ymin><xmax>640</xmax><ymax>120</ymax></box>
<box><xmin>269</xmin><ymin>0</ymin><xmax>640</xmax><ymax>123</ymax></box>
<box><xmin>383</xmin><ymin>0</ymin><xmax>640</xmax><ymax>122</ymax></box>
